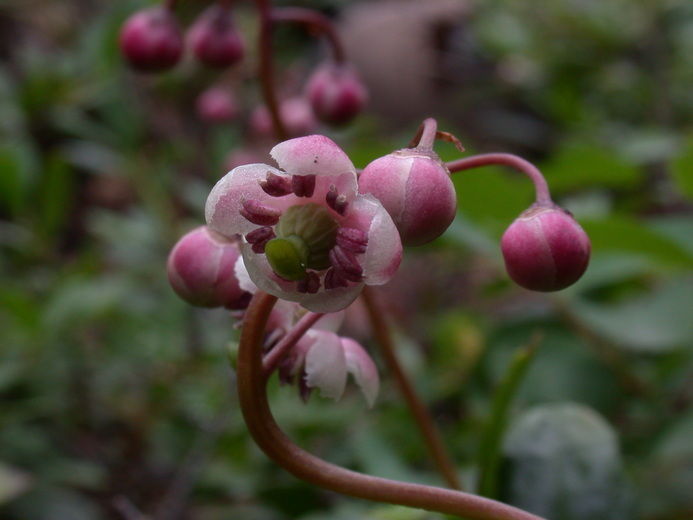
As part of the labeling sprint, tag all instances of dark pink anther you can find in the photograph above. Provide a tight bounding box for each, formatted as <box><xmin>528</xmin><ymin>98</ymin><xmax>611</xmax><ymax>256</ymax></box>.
<box><xmin>297</xmin><ymin>271</ymin><xmax>321</xmax><ymax>294</ymax></box>
<box><xmin>336</xmin><ymin>227</ymin><xmax>369</xmax><ymax>253</ymax></box>
<box><xmin>292</xmin><ymin>174</ymin><xmax>316</xmax><ymax>197</ymax></box>
<box><xmin>326</xmin><ymin>185</ymin><xmax>348</xmax><ymax>215</ymax></box>
<box><xmin>240</xmin><ymin>199</ymin><xmax>281</xmax><ymax>226</ymax></box>
<box><xmin>329</xmin><ymin>246</ymin><xmax>363</xmax><ymax>282</ymax></box>
<box><xmin>324</xmin><ymin>268</ymin><xmax>350</xmax><ymax>290</ymax></box>
<box><xmin>245</xmin><ymin>226</ymin><xmax>276</xmax><ymax>253</ymax></box>
<box><xmin>260</xmin><ymin>171</ymin><xmax>293</xmax><ymax>197</ymax></box>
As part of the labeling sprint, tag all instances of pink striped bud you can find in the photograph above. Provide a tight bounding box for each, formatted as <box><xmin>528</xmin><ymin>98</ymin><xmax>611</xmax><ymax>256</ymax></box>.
<box><xmin>305</xmin><ymin>63</ymin><xmax>367</xmax><ymax>126</ymax></box>
<box><xmin>119</xmin><ymin>7</ymin><xmax>183</xmax><ymax>72</ymax></box>
<box><xmin>501</xmin><ymin>205</ymin><xmax>590</xmax><ymax>292</ymax></box>
<box><xmin>358</xmin><ymin>149</ymin><xmax>457</xmax><ymax>246</ymax></box>
<box><xmin>167</xmin><ymin>226</ymin><xmax>250</xmax><ymax>309</ymax></box>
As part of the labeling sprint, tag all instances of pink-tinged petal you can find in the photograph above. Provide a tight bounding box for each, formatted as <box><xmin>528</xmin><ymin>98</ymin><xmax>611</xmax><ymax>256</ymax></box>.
<box><xmin>341</xmin><ymin>338</ymin><xmax>379</xmax><ymax>408</ymax></box>
<box><xmin>304</xmin><ymin>330</ymin><xmax>347</xmax><ymax>401</ymax></box>
<box><xmin>270</xmin><ymin>135</ymin><xmax>356</xmax><ymax>179</ymax></box>
<box><xmin>206</xmin><ymin>164</ymin><xmax>287</xmax><ymax>236</ymax></box>
<box><xmin>298</xmin><ymin>283</ymin><xmax>364</xmax><ymax>313</ymax></box>
<box><xmin>315</xmin><ymin>172</ymin><xmax>358</xmax><ymax>206</ymax></box>
<box><xmin>342</xmin><ymin>194</ymin><xmax>402</xmax><ymax>285</ymax></box>
<box><xmin>312</xmin><ymin>311</ymin><xmax>345</xmax><ymax>332</ymax></box>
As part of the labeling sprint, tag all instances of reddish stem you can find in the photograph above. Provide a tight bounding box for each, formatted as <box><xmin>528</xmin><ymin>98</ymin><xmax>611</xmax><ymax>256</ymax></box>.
<box><xmin>237</xmin><ymin>291</ymin><xmax>547</xmax><ymax>520</ymax></box>
<box><xmin>447</xmin><ymin>153</ymin><xmax>552</xmax><ymax>206</ymax></box>
<box><xmin>271</xmin><ymin>7</ymin><xmax>347</xmax><ymax>63</ymax></box>
<box><xmin>256</xmin><ymin>0</ymin><xmax>289</xmax><ymax>140</ymax></box>
<box><xmin>361</xmin><ymin>287</ymin><xmax>462</xmax><ymax>491</ymax></box>
<box><xmin>262</xmin><ymin>311</ymin><xmax>325</xmax><ymax>378</ymax></box>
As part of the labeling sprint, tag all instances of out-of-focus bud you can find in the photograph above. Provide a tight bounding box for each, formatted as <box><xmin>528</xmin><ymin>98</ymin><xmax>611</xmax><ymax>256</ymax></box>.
<box><xmin>167</xmin><ymin>226</ymin><xmax>251</xmax><ymax>309</ymax></box>
<box><xmin>250</xmin><ymin>97</ymin><xmax>319</xmax><ymax>139</ymax></box>
<box><xmin>196</xmin><ymin>86</ymin><xmax>239</xmax><ymax>124</ymax></box>
<box><xmin>501</xmin><ymin>204</ymin><xmax>590</xmax><ymax>292</ymax></box>
<box><xmin>305</xmin><ymin>63</ymin><xmax>368</xmax><ymax>126</ymax></box>
<box><xmin>358</xmin><ymin>148</ymin><xmax>457</xmax><ymax>246</ymax></box>
<box><xmin>187</xmin><ymin>5</ymin><xmax>244</xmax><ymax>68</ymax></box>
<box><xmin>119</xmin><ymin>7</ymin><xmax>184</xmax><ymax>72</ymax></box>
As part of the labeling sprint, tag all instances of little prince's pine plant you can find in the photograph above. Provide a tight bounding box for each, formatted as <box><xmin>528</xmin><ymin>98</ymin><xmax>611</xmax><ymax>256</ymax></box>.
<box><xmin>126</xmin><ymin>1</ymin><xmax>591</xmax><ymax>519</ymax></box>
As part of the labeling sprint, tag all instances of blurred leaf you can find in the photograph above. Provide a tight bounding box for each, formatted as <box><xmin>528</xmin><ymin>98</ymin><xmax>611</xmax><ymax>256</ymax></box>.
<box><xmin>581</xmin><ymin>216</ymin><xmax>693</xmax><ymax>270</ymax></box>
<box><xmin>37</xmin><ymin>153</ymin><xmax>77</xmax><ymax>241</ymax></box>
<box><xmin>571</xmin><ymin>276</ymin><xmax>693</xmax><ymax>352</ymax></box>
<box><xmin>0</xmin><ymin>463</ymin><xmax>32</xmax><ymax>505</ymax></box>
<box><xmin>542</xmin><ymin>142</ymin><xmax>642</xmax><ymax>193</ymax></box>
<box><xmin>501</xmin><ymin>403</ymin><xmax>634</xmax><ymax>520</ymax></box>
<box><xmin>671</xmin><ymin>134</ymin><xmax>693</xmax><ymax>201</ymax></box>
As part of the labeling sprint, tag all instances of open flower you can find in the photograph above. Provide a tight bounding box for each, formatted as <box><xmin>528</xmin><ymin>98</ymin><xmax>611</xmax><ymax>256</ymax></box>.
<box><xmin>279</xmin><ymin>329</ymin><xmax>380</xmax><ymax>408</ymax></box>
<box><xmin>206</xmin><ymin>135</ymin><xmax>402</xmax><ymax>312</ymax></box>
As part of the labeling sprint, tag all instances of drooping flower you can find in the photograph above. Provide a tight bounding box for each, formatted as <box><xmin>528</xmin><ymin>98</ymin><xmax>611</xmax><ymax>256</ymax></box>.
<box><xmin>206</xmin><ymin>135</ymin><xmax>402</xmax><ymax>312</ymax></box>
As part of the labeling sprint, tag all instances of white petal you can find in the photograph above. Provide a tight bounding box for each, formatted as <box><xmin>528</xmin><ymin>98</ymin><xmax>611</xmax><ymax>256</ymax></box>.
<box><xmin>234</xmin><ymin>256</ymin><xmax>257</xmax><ymax>294</ymax></box>
<box><xmin>341</xmin><ymin>338</ymin><xmax>380</xmax><ymax>408</ymax></box>
<box><xmin>298</xmin><ymin>283</ymin><xmax>364</xmax><ymax>313</ymax></box>
<box><xmin>341</xmin><ymin>194</ymin><xmax>402</xmax><ymax>285</ymax></box>
<box><xmin>304</xmin><ymin>330</ymin><xmax>347</xmax><ymax>401</ymax></box>
<box><xmin>206</xmin><ymin>164</ymin><xmax>287</xmax><ymax>236</ymax></box>
<box><xmin>270</xmin><ymin>135</ymin><xmax>356</xmax><ymax>178</ymax></box>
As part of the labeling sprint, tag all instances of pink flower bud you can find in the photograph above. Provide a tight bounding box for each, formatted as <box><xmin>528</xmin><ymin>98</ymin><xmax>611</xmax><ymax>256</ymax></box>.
<box><xmin>305</xmin><ymin>63</ymin><xmax>368</xmax><ymax>126</ymax></box>
<box><xmin>196</xmin><ymin>87</ymin><xmax>239</xmax><ymax>124</ymax></box>
<box><xmin>167</xmin><ymin>226</ymin><xmax>251</xmax><ymax>309</ymax></box>
<box><xmin>501</xmin><ymin>205</ymin><xmax>591</xmax><ymax>292</ymax></box>
<box><xmin>358</xmin><ymin>149</ymin><xmax>457</xmax><ymax>246</ymax></box>
<box><xmin>187</xmin><ymin>5</ymin><xmax>244</xmax><ymax>68</ymax></box>
<box><xmin>119</xmin><ymin>7</ymin><xmax>184</xmax><ymax>72</ymax></box>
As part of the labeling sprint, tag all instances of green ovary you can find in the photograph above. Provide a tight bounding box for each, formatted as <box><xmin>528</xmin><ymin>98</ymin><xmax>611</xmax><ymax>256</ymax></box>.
<box><xmin>265</xmin><ymin>203</ymin><xmax>339</xmax><ymax>281</ymax></box>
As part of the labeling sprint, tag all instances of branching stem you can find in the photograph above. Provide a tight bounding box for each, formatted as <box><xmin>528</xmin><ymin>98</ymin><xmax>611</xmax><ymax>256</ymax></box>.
<box><xmin>237</xmin><ymin>291</ymin><xmax>546</xmax><ymax>520</ymax></box>
<box><xmin>271</xmin><ymin>7</ymin><xmax>346</xmax><ymax>63</ymax></box>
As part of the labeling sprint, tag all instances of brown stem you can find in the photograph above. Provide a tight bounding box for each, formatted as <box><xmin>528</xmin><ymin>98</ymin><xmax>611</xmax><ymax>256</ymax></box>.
<box><xmin>256</xmin><ymin>0</ymin><xmax>288</xmax><ymax>140</ymax></box>
<box><xmin>447</xmin><ymin>153</ymin><xmax>552</xmax><ymax>206</ymax></box>
<box><xmin>271</xmin><ymin>7</ymin><xmax>346</xmax><ymax>63</ymax></box>
<box><xmin>263</xmin><ymin>311</ymin><xmax>325</xmax><ymax>378</ymax></box>
<box><xmin>237</xmin><ymin>291</ymin><xmax>546</xmax><ymax>520</ymax></box>
<box><xmin>361</xmin><ymin>287</ymin><xmax>462</xmax><ymax>491</ymax></box>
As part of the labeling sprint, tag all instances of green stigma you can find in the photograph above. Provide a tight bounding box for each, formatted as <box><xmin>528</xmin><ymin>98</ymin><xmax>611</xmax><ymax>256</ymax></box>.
<box><xmin>265</xmin><ymin>235</ymin><xmax>310</xmax><ymax>281</ymax></box>
<box><xmin>264</xmin><ymin>203</ymin><xmax>340</xmax><ymax>281</ymax></box>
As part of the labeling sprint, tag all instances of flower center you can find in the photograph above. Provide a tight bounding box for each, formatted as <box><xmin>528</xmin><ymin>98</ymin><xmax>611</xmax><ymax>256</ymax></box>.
<box><xmin>265</xmin><ymin>203</ymin><xmax>339</xmax><ymax>281</ymax></box>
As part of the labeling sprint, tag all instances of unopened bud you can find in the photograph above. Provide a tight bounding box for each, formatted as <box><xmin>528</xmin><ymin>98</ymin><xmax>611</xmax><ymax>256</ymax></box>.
<box><xmin>187</xmin><ymin>5</ymin><xmax>244</xmax><ymax>68</ymax></box>
<box><xmin>167</xmin><ymin>226</ymin><xmax>250</xmax><ymax>308</ymax></box>
<box><xmin>501</xmin><ymin>205</ymin><xmax>590</xmax><ymax>291</ymax></box>
<box><xmin>119</xmin><ymin>7</ymin><xmax>183</xmax><ymax>72</ymax></box>
<box><xmin>358</xmin><ymin>149</ymin><xmax>457</xmax><ymax>246</ymax></box>
<box><xmin>305</xmin><ymin>63</ymin><xmax>368</xmax><ymax>126</ymax></box>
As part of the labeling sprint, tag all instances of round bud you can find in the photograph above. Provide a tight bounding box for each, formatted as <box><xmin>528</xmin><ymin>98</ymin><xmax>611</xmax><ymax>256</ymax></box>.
<box><xmin>196</xmin><ymin>87</ymin><xmax>239</xmax><ymax>124</ymax></box>
<box><xmin>358</xmin><ymin>149</ymin><xmax>457</xmax><ymax>246</ymax></box>
<box><xmin>167</xmin><ymin>226</ymin><xmax>250</xmax><ymax>309</ymax></box>
<box><xmin>187</xmin><ymin>5</ymin><xmax>245</xmax><ymax>68</ymax></box>
<box><xmin>305</xmin><ymin>63</ymin><xmax>368</xmax><ymax>126</ymax></box>
<box><xmin>119</xmin><ymin>7</ymin><xmax>184</xmax><ymax>72</ymax></box>
<box><xmin>501</xmin><ymin>205</ymin><xmax>590</xmax><ymax>292</ymax></box>
<box><xmin>250</xmin><ymin>97</ymin><xmax>318</xmax><ymax>139</ymax></box>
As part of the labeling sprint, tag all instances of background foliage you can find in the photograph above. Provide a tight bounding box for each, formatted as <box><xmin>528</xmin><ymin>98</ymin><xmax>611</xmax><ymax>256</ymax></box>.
<box><xmin>1</xmin><ymin>0</ymin><xmax>692</xmax><ymax>519</ymax></box>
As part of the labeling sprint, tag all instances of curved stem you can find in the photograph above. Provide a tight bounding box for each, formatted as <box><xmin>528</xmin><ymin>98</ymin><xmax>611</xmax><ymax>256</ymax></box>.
<box><xmin>237</xmin><ymin>291</ymin><xmax>546</xmax><ymax>520</ymax></box>
<box><xmin>447</xmin><ymin>153</ymin><xmax>552</xmax><ymax>206</ymax></box>
<box><xmin>263</xmin><ymin>311</ymin><xmax>325</xmax><ymax>378</ymax></box>
<box><xmin>256</xmin><ymin>0</ymin><xmax>288</xmax><ymax>140</ymax></box>
<box><xmin>361</xmin><ymin>287</ymin><xmax>462</xmax><ymax>491</ymax></box>
<box><xmin>271</xmin><ymin>7</ymin><xmax>346</xmax><ymax>63</ymax></box>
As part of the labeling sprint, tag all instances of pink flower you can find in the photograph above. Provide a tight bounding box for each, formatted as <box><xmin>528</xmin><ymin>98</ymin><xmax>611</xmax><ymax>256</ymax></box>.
<box><xmin>206</xmin><ymin>135</ymin><xmax>402</xmax><ymax>312</ymax></box>
<box><xmin>280</xmin><ymin>329</ymin><xmax>380</xmax><ymax>407</ymax></box>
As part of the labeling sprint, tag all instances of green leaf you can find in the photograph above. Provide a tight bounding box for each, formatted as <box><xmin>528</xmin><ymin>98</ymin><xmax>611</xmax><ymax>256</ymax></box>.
<box><xmin>542</xmin><ymin>142</ymin><xmax>642</xmax><ymax>193</ymax></box>
<box><xmin>580</xmin><ymin>216</ymin><xmax>693</xmax><ymax>270</ymax></box>
<box><xmin>571</xmin><ymin>276</ymin><xmax>693</xmax><ymax>352</ymax></box>
<box><xmin>671</xmin><ymin>134</ymin><xmax>693</xmax><ymax>201</ymax></box>
<box><xmin>501</xmin><ymin>403</ymin><xmax>634</xmax><ymax>520</ymax></box>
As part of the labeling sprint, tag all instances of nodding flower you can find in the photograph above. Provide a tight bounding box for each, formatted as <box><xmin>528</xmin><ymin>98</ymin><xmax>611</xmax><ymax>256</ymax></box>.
<box><xmin>205</xmin><ymin>135</ymin><xmax>402</xmax><ymax>313</ymax></box>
